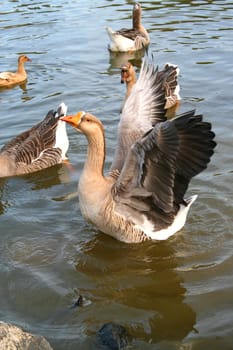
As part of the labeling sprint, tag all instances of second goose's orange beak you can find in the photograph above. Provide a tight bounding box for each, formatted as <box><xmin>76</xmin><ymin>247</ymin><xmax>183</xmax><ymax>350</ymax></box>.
<box><xmin>60</xmin><ymin>111</ymin><xmax>85</xmax><ymax>127</ymax></box>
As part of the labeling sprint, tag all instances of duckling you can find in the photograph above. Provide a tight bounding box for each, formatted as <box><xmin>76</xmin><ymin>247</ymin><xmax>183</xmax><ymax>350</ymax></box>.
<box><xmin>0</xmin><ymin>54</ymin><xmax>31</xmax><ymax>88</ymax></box>
<box><xmin>106</xmin><ymin>3</ymin><xmax>150</xmax><ymax>52</ymax></box>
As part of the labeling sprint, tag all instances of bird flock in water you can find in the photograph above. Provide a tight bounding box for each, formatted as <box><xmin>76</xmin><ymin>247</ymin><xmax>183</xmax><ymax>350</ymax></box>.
<box><xmin>0</xmin><ymin>3</ymin><xmax>216</xmax><ymax>243</ymax></box>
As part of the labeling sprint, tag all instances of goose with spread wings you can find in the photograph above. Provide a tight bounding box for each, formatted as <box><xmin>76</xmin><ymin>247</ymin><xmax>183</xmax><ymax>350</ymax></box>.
<box><xmin>61</xmin><ymin>57</ymin><xmax>216</xmax><ymax>243</ymax></box>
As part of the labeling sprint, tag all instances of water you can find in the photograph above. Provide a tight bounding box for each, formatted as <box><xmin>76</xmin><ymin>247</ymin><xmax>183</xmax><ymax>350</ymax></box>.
<box><xmin>0</xmin><ymin>0</ymin><xmax>233</xmax><ymax>349</ymax></box>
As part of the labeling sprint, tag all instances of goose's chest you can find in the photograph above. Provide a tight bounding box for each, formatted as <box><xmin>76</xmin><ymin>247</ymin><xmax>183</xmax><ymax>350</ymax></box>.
<box><xmin>78</xmin><ymin>177</ymin><xmax>111</xmax><ymax>226</ymax></box>
<box><xmin>78</xmin><ymin>188</ymin><xmax>99</xmax><ymax>222</ymax></box>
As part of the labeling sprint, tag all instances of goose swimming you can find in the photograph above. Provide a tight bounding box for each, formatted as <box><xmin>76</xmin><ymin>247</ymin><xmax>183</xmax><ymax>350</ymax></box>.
<box><xmin>61</xmin><ymin>58</ymin><xmax>216</xmax><ymax>243</ymax></box>
<box><xmin>106</xmin><ymin>3</ymin><xmax>150</xmax><ymax>52</ymax></box>
<box><xmin>0</xmin><ymin>103</ymin><xmax>69</xmax><ymax>177</ymax></box>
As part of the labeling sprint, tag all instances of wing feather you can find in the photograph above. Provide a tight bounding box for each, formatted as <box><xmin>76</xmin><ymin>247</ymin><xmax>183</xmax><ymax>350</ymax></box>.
<box><xmin>114</xmin><ymin>120</ymin><xmax>179</xmax><ymax>214</ymax></box>
<box><xmin>16</xmin><ymin>148</ymin><xmax>62</xmax><ymax>175</ymax></box>
<box><xmin>1</xmin><ymin>108</ymin><xmax>63</xmax><ymax>167</ymax></box>
<box><xmin>110</xmin><ymin>54</ymin><xmax>168</xmax><ymax>172</ymax></box>
<box><xmin>170</xmin><ymin>111</ymin><xmax>216</xmax><ymax>202</ymax></box>
<box><xmin>113</xmin><ymin>110</ymin><xmax>216</xmax><ymax>217</ymax></box>
<box><xmin>116</xmin><ymin>28</ymin><xmax>147</xmax><ymax>40</ymax></box>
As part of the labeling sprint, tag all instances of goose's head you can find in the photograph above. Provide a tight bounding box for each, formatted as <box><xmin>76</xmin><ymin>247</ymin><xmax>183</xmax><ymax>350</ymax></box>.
<box><xmin>18</xmin><ymin>55</ymin><xmax>32</xmax><ymax>63</ymax></box>
<box><xmin>121</xmin><ymin>62</ymin><xmax>135</xmax><ymax>84</ymax></box>
<box><xmin>134</xmin><ymin>2</ymin><xmax>141</xmax><ymax>12</ymax></box>
<box><xmin>61</xmin><ymin>111</ymin><xmax>104</xmax><ymax>136</ymax></box>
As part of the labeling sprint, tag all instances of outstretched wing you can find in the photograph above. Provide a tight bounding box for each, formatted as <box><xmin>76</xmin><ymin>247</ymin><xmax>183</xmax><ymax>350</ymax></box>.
<box><xmin>110</xmin><ymin>54</ymin><xmax>168</xmax><ymax>173</ymax></box>
<box><xmin>171</xmin><ymin>111</ymin><xmax>216</xmax><ymax>203</ymax></box>
<box><xmin>159</xmin><ymin>63</ymin><xmax>180</xmax><ymax>109</ymax></box>
<box><xmin>113</xmin><ymin>119</ymin><xmax>179</xmax><ymax>215</ymax></box>
<box><xmin>113</xmin><ymin>110</ymin><xmax>216</xmax><ymax>216</ymax></box>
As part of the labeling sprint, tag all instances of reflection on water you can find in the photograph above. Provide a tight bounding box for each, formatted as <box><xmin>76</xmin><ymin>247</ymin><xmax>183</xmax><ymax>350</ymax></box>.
<box><xmin>76</xmin><ymin>237</ymin><xmax>196</xmax><ymax>345</ymax></box>
<box><xmin>0</xmin><ymin>179</ymin><xmax>8</xmax><ymax>215</ymax></box>
<box><xmin>0</xmin><ymin>164</ymin><xmax>71</xmax><ymax>215</ymax></box>
<box><xmin>0</xmin><ymin>81</ymin><xmax>27</xmax><ymax>92</ymax></box>
<box><xmin>0</xmin><ymin>0</ymin><xmax>233</xmax><ymax>349</ymax></box>
<box><xmin>23</xmin><ymin>164</ymin><xmax>72</xmax><ymax>191</ymax></box>
<box><xmin>108</xmin><ymin>48</ymin><xmax>146</xmax><ymax>71</ymax></box>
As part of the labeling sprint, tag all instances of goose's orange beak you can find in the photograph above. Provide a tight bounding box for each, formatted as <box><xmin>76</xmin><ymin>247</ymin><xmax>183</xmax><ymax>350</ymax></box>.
<box><xmin>60</xmin><ymin>111</ymin><xmax>85</xmax><ymax>127</ymax></box>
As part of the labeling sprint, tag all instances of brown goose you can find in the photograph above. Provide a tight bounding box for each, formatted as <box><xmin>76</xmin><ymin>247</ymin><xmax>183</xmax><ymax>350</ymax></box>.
<box><xmin>61</xmin><ymin>111</ymin><xmax>215</xmax><ymax>243</ymax></box>
<box><xmin>106</xmin><ymin>3</ymin><xmax>150</xmax><ymax>52</ymax></box>
<box><xmin>61</xmin><ymin>60</ymin><xmax>216</xmax><ymax>243</ymax></box>
<box><xmin>121</xmin><ymin>61</ymin><xmax>181</xmax><ymax>109</ymax></box>
<box><xmin>0</xmin><ymin>103</ymin><xmax>69</xmax><ymax>178</ymax></box>
<box><xmin>0</xmin><ymin>55</ymin><xmax>31</xmax><ymax>88</ymax></box>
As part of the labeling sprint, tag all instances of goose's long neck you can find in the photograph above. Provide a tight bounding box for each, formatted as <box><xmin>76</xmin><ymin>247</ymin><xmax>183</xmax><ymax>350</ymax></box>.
<box><xmin>17</xmin><ymin>60</ymin><xmax>26</xmax><ymax>74</ymax></box>
<box><xmin>133</xmin><ymin>9</ymin><xmax>141</xmax><ymax>30</ymax></box>
<box><xmin>126</xmin><ymin>73</ymin><xmax>137</xmax><ymax>99</ymax></box>
<box><xmin>83</xmin><ymin>126</ymin><xmax>106</xmax><ymax>180</ymax></box>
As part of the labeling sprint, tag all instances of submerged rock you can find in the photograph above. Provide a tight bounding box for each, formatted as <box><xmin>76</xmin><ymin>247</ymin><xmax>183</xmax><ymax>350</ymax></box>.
<box><xmin>97</xmin><ymin>322</ymin><xmax>131</xmax><ymax>349</ymax></box>
<box><xmin>0</xmin><ymin>321</ymin><xmax>53</xmax><ymax>350</ymax></box>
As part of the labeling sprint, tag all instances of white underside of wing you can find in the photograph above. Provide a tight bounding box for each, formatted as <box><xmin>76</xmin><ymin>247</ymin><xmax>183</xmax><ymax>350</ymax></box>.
<box><xmin>135</xmin><ymin>195</ymin><xmax>198</xmax><ymax>240</ymax></box>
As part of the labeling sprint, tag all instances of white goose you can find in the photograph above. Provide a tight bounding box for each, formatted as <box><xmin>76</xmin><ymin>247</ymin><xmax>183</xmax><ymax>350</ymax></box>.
<box><xmin>106</xmin><ymin>3</ymin><xmax>150</xmax><ymax>52</ymax></box>
<box><xmin>0</xmin><ymin>103</ymin><xmax>69</xmax><ymax>177</ymax></box>
<box><xmin>61</xmin><ymin>57</ymin><xmax>216</xmax><ymax>243</ymax></box>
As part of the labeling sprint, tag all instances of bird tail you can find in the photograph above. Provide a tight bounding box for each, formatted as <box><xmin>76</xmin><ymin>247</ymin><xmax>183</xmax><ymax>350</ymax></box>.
<box><xmin>105</xmin><ymin>26</ymin><xmax>116</xmax><ymax>40</ymax></box>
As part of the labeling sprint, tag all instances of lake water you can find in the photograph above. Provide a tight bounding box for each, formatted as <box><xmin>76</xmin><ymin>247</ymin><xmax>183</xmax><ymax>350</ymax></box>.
<box><xmin>0</xmin><ymin>0</ymin><xmax>233</xmax><ymax>349</ymax></box>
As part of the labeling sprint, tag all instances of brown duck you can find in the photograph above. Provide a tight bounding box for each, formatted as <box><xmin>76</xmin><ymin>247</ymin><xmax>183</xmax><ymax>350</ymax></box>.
<box><xmin>0</xmin><ymin>55</ymin><xmax>31</xmax><ymax>88</ymax></box>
